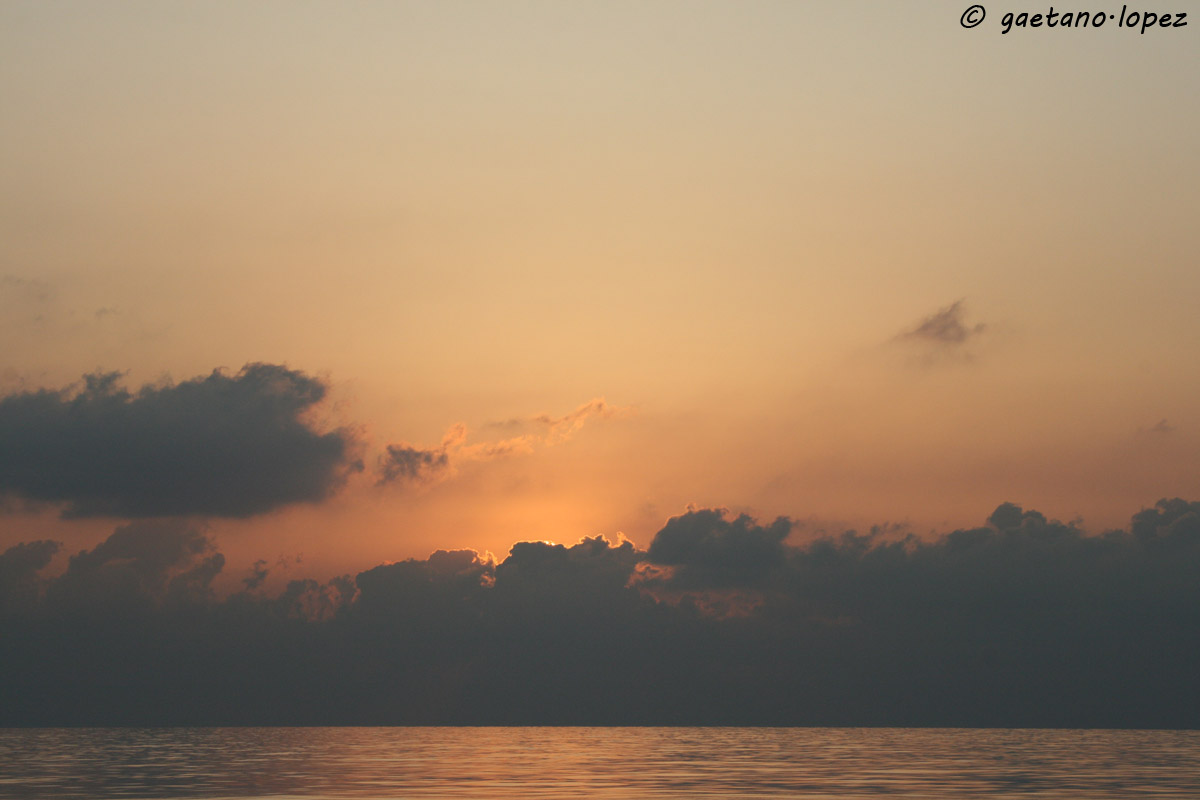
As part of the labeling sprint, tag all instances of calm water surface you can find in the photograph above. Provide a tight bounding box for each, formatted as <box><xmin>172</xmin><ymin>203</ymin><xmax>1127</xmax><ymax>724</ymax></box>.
<box><xmin>2</xmin><ymin>727</ymin><xmax>1198</xmax><ymax>799</ymax></box>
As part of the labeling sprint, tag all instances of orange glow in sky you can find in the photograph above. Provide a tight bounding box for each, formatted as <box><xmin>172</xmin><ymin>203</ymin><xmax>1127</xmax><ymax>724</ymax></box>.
<box><xmin>1</xmin><ymin>1</ymin><xmax>1198</xmax><ymax>589</ymax></box>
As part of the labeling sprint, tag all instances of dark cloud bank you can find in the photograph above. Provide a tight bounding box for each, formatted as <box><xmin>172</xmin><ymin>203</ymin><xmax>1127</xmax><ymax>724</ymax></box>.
<box><xmin>3</xmin><ymin>500</ymin><xmax>1199</xmax><ymax>727</ymax></box>
<box><xmin>0</xmin><ymin>364</ymin><xmax>357</xmax><ymax>518</ymax></box>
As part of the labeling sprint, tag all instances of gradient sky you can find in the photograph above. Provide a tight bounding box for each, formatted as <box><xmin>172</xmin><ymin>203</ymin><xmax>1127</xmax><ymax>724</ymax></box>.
<box><xmin>2</xmin><ymin>0</ymin><xmax>1198</xmax><ymax>590</ymax></box>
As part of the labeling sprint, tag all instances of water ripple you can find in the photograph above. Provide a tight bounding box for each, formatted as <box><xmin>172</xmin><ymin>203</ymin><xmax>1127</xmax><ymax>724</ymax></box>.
<box><xmin>1</xmin><ymin>727</ymin><xmax>1198</xmax><ymax>799</ymax></box>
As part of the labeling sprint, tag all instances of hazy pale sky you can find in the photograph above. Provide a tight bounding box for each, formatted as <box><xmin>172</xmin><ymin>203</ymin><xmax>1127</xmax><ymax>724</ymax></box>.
<box><xmin>2</xmin><ymin>0</ymin><xmax>1197</xmax><ymax>586</ymax></box>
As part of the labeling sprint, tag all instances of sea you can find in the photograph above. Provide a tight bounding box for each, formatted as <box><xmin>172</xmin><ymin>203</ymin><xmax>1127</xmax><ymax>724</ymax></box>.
<box><xmin>2</xmin><ymin>727</ymin><xmax>1198</xmax><ymax>799</ymax></box>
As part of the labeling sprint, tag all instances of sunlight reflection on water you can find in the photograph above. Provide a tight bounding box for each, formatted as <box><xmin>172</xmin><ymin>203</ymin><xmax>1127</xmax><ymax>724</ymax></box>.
<box><xmin>2</xmin><ymin>727</ymin><xmax>1199</xmax><ymax>799</ymax></box>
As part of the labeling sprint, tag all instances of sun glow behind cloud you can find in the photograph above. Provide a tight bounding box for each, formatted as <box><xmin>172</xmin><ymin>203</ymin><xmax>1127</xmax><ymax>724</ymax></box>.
<box><xmin>1</xmin><ymin>1</ymin><xmax>1199</xmax><ymax>733</ymax></box>
<box><xmin>0</xmin><ymin>0</ymin><xmax>1196</xmax><ymax>588</ymax></box>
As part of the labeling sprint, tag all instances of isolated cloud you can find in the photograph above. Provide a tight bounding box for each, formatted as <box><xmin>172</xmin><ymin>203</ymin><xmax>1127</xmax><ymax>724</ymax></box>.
<box><xmin>2</xmin><ymin>499</ymin><xmax>1199</xmax><ymax>727</ymax></box>
<box><xmin>901</xmin><ymin>299</ymin><xmax>985</xmax><ymax>345</ymax></box>
<box><xmin>893</xmin><ymin>300</ymin><xmax>987</xmax><ymax>365</ymax></box>
<box><xmin>378</xmin><ymin>444</ymin><xmax>451</xmax><ymax>484</ymax></box>
<box><xmin>0</xmin><ymin>363</ymin><xmax>357</xmax><ymax>518</ymax></box>
<box><xmin>379</xmin><ymin>398</ymin><xmax>624</xmax><ymax>488</ymax></box>
<box><xmin>0</xmin><ymin>274</ymin><xmax>52</xmax><ymax>303</ymax></box>
<box><xmin>1138</xmin><ymin>418</ymin><xmax>1175</xmax><ymax>436</ymax></box>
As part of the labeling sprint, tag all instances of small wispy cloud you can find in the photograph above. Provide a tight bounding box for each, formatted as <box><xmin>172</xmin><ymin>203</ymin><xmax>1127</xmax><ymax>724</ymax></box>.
<box><xmin>0</xmin><ymin>274</ymin><xmax>53</xmax><ymax>303</ymax></box>
<box><xmin>892</xmin><ymin>300</ymin><xmax>987</xmax><ymax>365</ymax></box>
<box><xmin>899</xmin><ymin>300</ymin><xmax>985</xmax><ymax>346</ymax></box>
<box><xmin>378</xmin><ymin>398</ymin><xmax>630</xmax><ymax>488</ymax></box>
<box><xmin>1137</xmin><ymin>418</ymin><xmax>1176</xmax><ymax>437</ymax></box>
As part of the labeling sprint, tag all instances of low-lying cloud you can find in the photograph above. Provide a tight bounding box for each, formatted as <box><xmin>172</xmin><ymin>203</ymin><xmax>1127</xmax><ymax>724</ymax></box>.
<box><xmin>2</xmin><ymin>498</ymin><xmax>1197</xmax><ymax>727</ymax></box>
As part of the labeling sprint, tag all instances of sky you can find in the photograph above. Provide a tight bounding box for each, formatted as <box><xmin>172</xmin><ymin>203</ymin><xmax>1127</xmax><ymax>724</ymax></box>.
<box><xmin>1</xmin><ymin>1</ymin><xmax>1198</xmax><ymax>726</ymax></box>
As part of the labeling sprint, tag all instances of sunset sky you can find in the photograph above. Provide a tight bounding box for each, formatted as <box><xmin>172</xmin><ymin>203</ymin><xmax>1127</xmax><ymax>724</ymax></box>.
<box><xmin>2</xmin><ymin>0</ymin><xmax>1198</xmax><ymax>595</ymax></box>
